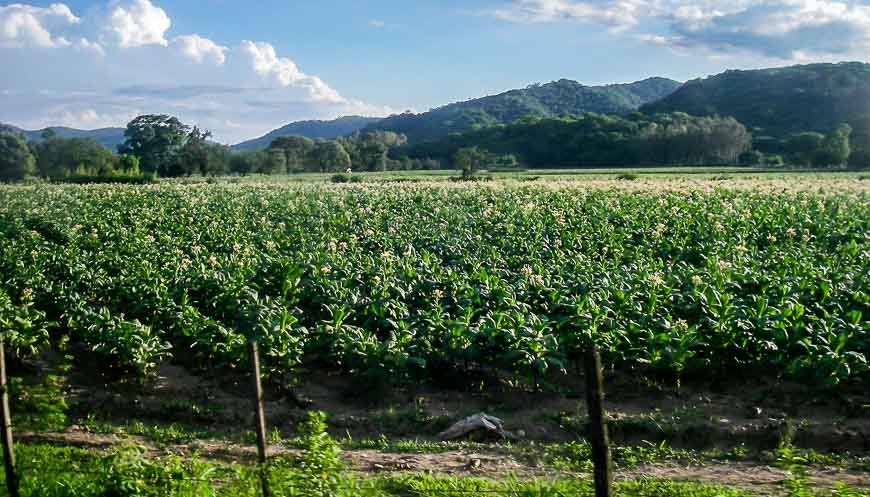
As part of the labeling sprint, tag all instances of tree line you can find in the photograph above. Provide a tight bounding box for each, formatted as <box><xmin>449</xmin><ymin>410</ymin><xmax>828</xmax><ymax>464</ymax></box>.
<box><xmin>400</xmin><ymin>112</ymin><xmax>854</xmax><ymax>168</ymax></box>
<box><xmin>0</xmin><ymin>125</ymin><xmax>143</xmax><ymax>182</ymax></box>
<box><xmin>0</xmin><ymin>110</ymin><xmax>861</xmax><ymax>182</ymax></box>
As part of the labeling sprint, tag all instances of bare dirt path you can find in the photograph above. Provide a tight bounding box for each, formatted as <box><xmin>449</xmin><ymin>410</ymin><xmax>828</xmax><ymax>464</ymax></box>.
<box><xmin>19</xmin><ymin>429</ymin><xmax>869</xmax><ymax>493</ymax></box>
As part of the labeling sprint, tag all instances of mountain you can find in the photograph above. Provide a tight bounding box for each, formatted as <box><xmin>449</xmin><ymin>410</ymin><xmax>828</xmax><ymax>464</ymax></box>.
<box><xmin>1</xmin><ymin>124</ymin><xmax>126</xmax><ymax>150</ymax></box>
<box><xmin>363</xmin><ymin>77</ymin><xmax>682</xmax><ymax>144</ymax></box>
<box><xmin>232</xmin><ymin>116</ymin><xmax>382</xmax><ymax>151</ymax></box>
<box><xmin>641</xmin><ymin>62</ymin><xmax>870</xmax><ymax>138</ymax></box>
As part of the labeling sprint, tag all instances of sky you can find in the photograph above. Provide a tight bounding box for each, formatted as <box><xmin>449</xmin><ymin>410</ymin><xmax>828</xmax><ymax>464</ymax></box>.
<box><xmin>2</xmin><ymin>0</ymin><xmax>870</xmax><ymax>144</ymax></box>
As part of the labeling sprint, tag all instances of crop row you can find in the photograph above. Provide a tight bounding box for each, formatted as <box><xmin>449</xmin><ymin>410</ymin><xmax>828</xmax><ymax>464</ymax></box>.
<box><xmin>0</xmin><ymin>181</ymin><xmax>867</xmax><ymax>386</ymax></box>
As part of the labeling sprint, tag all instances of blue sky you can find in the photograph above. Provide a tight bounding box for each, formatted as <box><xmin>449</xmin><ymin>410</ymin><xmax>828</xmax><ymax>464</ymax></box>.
<box><xmin>2</xmin><ymin>0</ymin><xmax>870</xmax><ymax>143</ymax></box>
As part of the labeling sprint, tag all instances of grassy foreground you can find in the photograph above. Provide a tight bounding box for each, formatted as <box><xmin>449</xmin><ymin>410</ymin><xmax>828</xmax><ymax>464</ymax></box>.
<box><xmin>5</xmin><ymin>441</ymin><xmax>867</xmax><ymax>497</ymax></box>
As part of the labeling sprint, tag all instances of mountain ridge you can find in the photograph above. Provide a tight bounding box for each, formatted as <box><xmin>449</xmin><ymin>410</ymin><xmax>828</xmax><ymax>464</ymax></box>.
<box><xmin>641</xmin><ymin>61</ymin><xmax>870</xmax><ymax>138</ymax></box>
<box><xmin>362</xmin><ymin>77</ymin><xmax>683</xmax><ymax>143</ymax></box>
<box><xmin>232</xmin><ymin>116</ymin><xmax>382</xmax><ymax>151</ymax></box>
<box><xmin>0</xmin><ymin>124</ymin><xmax>126</xmax><ymax>150</ymax></box>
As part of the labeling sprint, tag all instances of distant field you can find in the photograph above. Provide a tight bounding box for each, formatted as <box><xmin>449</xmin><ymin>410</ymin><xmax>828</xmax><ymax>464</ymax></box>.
<box><xmin>164</xmin><ymin>167</ymin><xmax>869</xmax><ymax>184</ymax></box>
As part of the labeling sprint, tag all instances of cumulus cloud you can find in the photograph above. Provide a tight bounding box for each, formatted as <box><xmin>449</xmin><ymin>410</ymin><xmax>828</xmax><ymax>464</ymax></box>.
<box><xmin>0</xmin><ymin>3</ymin><xmax>82</xmax><ymax>48</ymax></box>
<box><xmin>56</xmin><ymin>108</ymin><xmax>138</xmax><ymax>128</ymax></box>
<box><xmin>106</xmin><ymin>0</ymin><xmax>170</xmax><ymax>48</ymax></box>
<box><xmin>171</xmin><ymin>34</ymin><xmax>227</xmax><ymax>65</ymax></box>
<box><xmin>0</xmin><ymin>1</ymin><xmax>402</xmax><ymax>142</ymax></box>
<box><xmin>369</xmin><ymin>20</ymin><xmax>386</xmax><ymax>28</ymax></box>
<box><xmin>667</xmin><ymin>0</ymin><xmax>870</xmax><ymax>59</ymax></box>
<box><xmin>492</xmin><ymin>0</ymin><xmax>870</xmax><ymax>58</ymax></box>
<box><xmin>240</xmin><ymin>40</ymin><xmax>345</xmax><ymax>103</ymax></box>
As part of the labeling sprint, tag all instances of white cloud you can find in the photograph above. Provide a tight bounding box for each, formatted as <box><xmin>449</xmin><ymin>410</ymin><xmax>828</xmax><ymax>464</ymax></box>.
<box><xmin>0</xmin><ymin>1</ymin><xmax>403</xmax><ymax>142</ymax></box>
<box><xmin>490</xmin><ymin>0</ymin><xmax>645</xmax><ymax>32</ymax></box>
<box><xmin>240</xmin><ymin>40</ymin><xmax>303</xmax><ymax>85</ymax></box>
<box><xmin>491</xmin><ymin>0</ymin><xmax>870</xmax><ymax>59</ymax></box>
<box><xmin>369</xmin><ymin>20</ymin><xmax>386</xmax><ymax>28</ymax></box>
<box><xmin>106</xmin><ymin>0</ymin><xmax>170</xmax><ymax>48</ymax></box>
<box><xmin>171</xmin><ymin>34</ymin><xmax>227</xmax><ymax>65</ymax></box>
<box><xmin>74</xmin><ymin>37</ymin><xmax>105</xmax><ymax>55</ymax></box>
<box><xmin>0</xmin><ymin>3</ymin><xmax>81</xmax><ymax>48</ymax></box>
<box><xmin>240</xmin><ymin>40</ymin><xmax>345</xmax><ymax>103</ymax></box>
<box><xmin>667</xmin><ymin>0</ymin><xmax>870</xmax><ymax>58</ymax></box>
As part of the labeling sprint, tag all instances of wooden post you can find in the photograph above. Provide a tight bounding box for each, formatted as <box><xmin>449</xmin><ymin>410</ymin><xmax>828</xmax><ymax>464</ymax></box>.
<box><xmin>249</xmin><ymin>341</ymin><xmax>272</xmax><ymax>497</ymax></box>
<box><xmin>0</xmin><ymin>337</ymin><xmax>20</xmax><ymax>497</ymax></box>
<box><xmin>584</xmin><ymin>345</ymin><xmax>612</xmax><ymax>497</ymax></box>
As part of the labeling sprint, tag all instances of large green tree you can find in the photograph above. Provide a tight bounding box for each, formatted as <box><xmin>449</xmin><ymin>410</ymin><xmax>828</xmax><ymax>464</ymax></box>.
<box><xmin>350</xmin><ymin>131</ymin><xmax>407</xmax><ymax>171</ymax></box>
<box><xmin>167</xmin><ymin>127</ymin><xmax>212</xmax><ymax>176</ymax></box>
<box><xmin>32</xmin><ymin>136</ymin><xmax>115</xmax><ymax>177</ymax></box>
<box><xmin>454</xmin><ymin>146</ymin><xmax>490</xmax><ymax>179</ymax></box>
<box><xmin>269</xmin><ymin>136</ymin><xmax>316</xmax><ymax>172</ymax></box>
<box><xmin>784</xmin><ymin>132</ymin><xmax>825</xmax><ymax>166</ymax></box>
<box><xmin>0</xmin><ymin>132</ymin><xmax>36</xmax><ymax>181</ymax></box>
<box><xmin>816</xmin><ymin>123</ymin><xmax>851</xmax><ymax>167</ymax></box>
<box><xmin>118</xmin><ymin>115</ymin><xmax>191</xmax><ymax>175</ymax></box>
<box><xmin>311</xmin><ymin>141</ymin><xmax>352</xmax><ymax>172</ymax></box>
<box><xmin>259</xmin><ymin>148</ymin><xmax>288</xmax><ymax>174</ymax></box>
<box><xmin>849</xmin><ymin>115</ymin><xmax>870</xmax><ymax>166</ymax></box>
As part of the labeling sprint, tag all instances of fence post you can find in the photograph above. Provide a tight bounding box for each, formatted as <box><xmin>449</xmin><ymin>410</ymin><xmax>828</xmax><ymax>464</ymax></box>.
<box><xmin>249</xmin><ymin>340</ymin><xmax>272</xmax><ymax>497</ymax></box>
<box><xmin>584</xmin><ymin>345</ymin><xmax>612</xmax><ymax>497</ymax></box>
<box><xmin>0</xmin><ymin>337</ymin><xmax>20</xmax><ymax>497</ymax></box>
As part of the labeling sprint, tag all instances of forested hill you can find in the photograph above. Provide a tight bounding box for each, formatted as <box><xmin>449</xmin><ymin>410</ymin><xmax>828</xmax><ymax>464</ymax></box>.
<box><xmin>363</xmin><ymin>77</ymin><xmax>682</xmax><ymax>144</ymax></box>
<box><xmin>641</xmin><ymin>62</ymin><xmax>870</xmax><ymax>137</ymax></box>
<box><xmin>1</xmin><ymin>124</ymin><xmax>125</xmax><ymax>150</ymax></box>
<box><xmin>232</xmin><ymin>116</ymin><xmax>382</xmax><ymax>151</ymax></box>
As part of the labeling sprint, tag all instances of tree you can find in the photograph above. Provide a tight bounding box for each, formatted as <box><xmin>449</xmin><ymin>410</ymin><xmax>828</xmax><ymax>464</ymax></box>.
<box><xmin>814</xmin><ymin>123</ymin><xmax>851</xmax><ymax>167</ymax></box>
<box><xmin>116</xmin><ymin>154</ymin><xmax>141</xmax><ymax>175</ymax></box>
<box><xmin>259</xmin><ymin>148</ymin><xmax>287</xmax><ymax>174</ymax></box>
<box><xmin>356</xmin><ymin>131</ymin><xmax>407</xmax><ymax>171</ymax></box>
<box><xmin>203</xmin><ymin>143</ymin><xmax>231</xmax><ymax>176</ymax></box>
<box><xmin>167</xmin><ymin>127</ymin><xmax>212</xmax><ymax>176</ymax></box>
<box><xmin>848</xmin><ymin>115</ymin><xmax>870</xmax><ymax>167</ymax></box>
<box><xmin>0</xmin><ymin>132</ymin><xmax>36</xmax><ymax>181</ymax></box>
<box><xmin>454</xmin><ymin>146</ymin><xmax>489</xmax><ymax>179</ymax></box>
<box><xmin>405</xmin><ymin>113</ymin><xmax>754</xmax><ymax>168</ymax></box>
<box><xmin>739</xmin><ymin>150</ymin><xmax>764</xmax><ymax>166</ymax></box>
<box><xmin>494</xmin><ymin>154</ymin><xmax>520</xmax><ymax>169</ymax></box>
<box><xmin>230</xmin><ymin>151</ymin><xmax>257</xmax><ymax>176</ymax></box>
<box><xmin>764</xmin><ymin>155</ymin><xmax>784</xmax><ymax>167</ymax></box>
<box><xmin>118</xmin><ymin>115</ymin><xmax>191</xmax><ymax>175</ymax></box>
<box><xmin>269</xmin><ymin>136</ymin><xmax>315</xmax><ymax>172</ymax></box>
<box><xmin>311</xmin><ymin>141</ymin><xmax>352</xmax><ymax>172</ymax></box>
<box><xmin>784</xmin><ymin>132</ymin><xmax>825</xmax><ymax>166</ymax></box>
<box><xmin>0</xmin><ymin>124</ymin><xmax>21</xmax><ymax>136</ymax></box>
<box><xmin>32</xmin><ymin>137</ymin><xmax>115</xmax><ymax>177</ymax></box>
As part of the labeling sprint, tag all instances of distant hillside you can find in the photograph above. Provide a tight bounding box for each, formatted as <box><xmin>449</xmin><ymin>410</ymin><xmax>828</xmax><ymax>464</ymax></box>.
<box><xmin>641</xmin><ymin>62</ymin><xmax>870</xmax><ymax>137</ymax></box>
<box><xmin>364</xmin><ymin>77</ymin><xmax>682</xmax><ymax>143</ymax></box>
<box><xmin>233</xmin><ymin>116</ymin><xmax>382</xmax><ymax>151</ymax></box>
<box><xmin>1</xmin><ymin>123</ymin><xmax>126</xmax><ymax>150</ymax></box>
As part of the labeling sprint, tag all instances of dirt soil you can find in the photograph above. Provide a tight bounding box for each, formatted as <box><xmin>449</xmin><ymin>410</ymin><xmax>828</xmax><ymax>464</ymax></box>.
<box><xmin>18</xmin><ymin>361</ymin><xmax>870</xmax><ymax>492</ymax></box>
<box><xmin>19</xmin><ymin>428</ymin><xmax>870</xmax><ymax>494</ymax></box>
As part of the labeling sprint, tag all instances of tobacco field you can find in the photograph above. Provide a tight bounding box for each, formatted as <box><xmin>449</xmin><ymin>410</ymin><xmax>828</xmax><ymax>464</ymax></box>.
<box><xmin>0</xmin><ymin>179</ymin><xmax>867</xmax><ymax>387</ymax></box>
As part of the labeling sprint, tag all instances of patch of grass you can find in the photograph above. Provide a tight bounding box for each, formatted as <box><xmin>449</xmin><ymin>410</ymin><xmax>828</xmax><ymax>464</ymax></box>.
<box><xmin>521</xmin><ymin>440</ymin><xmax>705</xmax><ymax>472</ymax></box>
<box><xmin>7</xmin><ymin>441</ymin><xmax>869</xmax><ymax>497</ymax></box>
<box><xmin>333</xmin><ymin>401</ymin><xmax>454</xmax><ymax>436</ymax></box>
<box><xmin>158</xmin><ymin>398</ymin><xmax>226</xmax><ymax>423</ymax></box>
<box><xmin>76</xmin><ymin>415</ymin><xmax>219</xmax><ymax>445</ymax></box>
<box><xmin>341</xmin><ymin>435</ymin><xmax>502</xmax><ymax>454</ymax></box>
<box><xmin>10</xmin><ymin>374</ymin><xmax>69</xmax><ymax>432</ymax></box>
<box><xmin>553</xmin><ymin>408</ymin><xmax>713</xmax><ymax>446</ymax></box>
